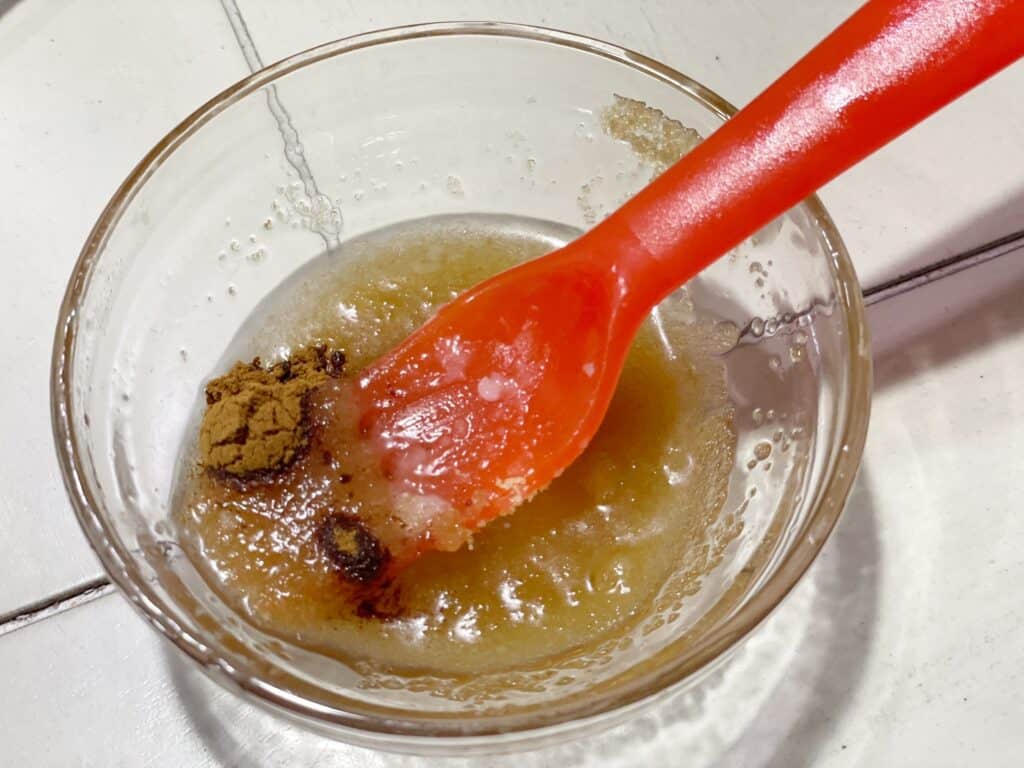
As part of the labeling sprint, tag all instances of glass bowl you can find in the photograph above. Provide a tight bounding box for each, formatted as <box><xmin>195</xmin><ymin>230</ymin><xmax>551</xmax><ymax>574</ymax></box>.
<box><xmin>51</xmin><ymin>22</ymin><xmax>870</xmax><ymax>754</ymax></box>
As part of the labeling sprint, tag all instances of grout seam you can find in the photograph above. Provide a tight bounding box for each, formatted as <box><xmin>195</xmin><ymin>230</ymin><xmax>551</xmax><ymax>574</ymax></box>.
<box><xmin>0</xmin><ymin>578</ymin><xmax>114</xmax><ymax>638</ymax></box>
<box><xmin>218</xmin><ymin>0</ymin><xmax>339</xmax><ymax>249</ymax></box>
<box><xmin>863</xmin><ymin>229</ymin><xmax>1024</xmax><ymax>306</ymax></box>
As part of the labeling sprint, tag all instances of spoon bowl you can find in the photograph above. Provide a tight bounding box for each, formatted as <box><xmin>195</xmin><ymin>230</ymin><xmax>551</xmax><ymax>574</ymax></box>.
<box><xmin>357</xmin><ymin>244</ymin><xmax>629</xmax><ymax>564</ymax></box>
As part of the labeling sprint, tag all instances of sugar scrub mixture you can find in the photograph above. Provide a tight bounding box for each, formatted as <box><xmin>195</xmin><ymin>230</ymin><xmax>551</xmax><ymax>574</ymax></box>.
<box><xmin>177</xmin><ymin>215</ymin><xmax>739</xmax><ymax>678</ymax></box>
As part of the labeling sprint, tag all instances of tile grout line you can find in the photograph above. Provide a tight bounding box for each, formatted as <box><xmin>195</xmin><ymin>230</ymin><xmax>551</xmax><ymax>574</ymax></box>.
<box><xmin>218</xmin><ymin>0</ymin><xmax>339</xmax><ymax>249</ymax></box>
<box><xmin>862</xmin><ymin>228</ymin><xmax>1024</xmax><ymax>307</ymax></box>
<box><xmin>0</xmin><ymin>577</ymin><xmax>114</xmax><ymax>639</ymax></box>
<box><xmin>0</xmin><ymin>0</ymin><xmax>329</xmax><ymax>642</ymax></box>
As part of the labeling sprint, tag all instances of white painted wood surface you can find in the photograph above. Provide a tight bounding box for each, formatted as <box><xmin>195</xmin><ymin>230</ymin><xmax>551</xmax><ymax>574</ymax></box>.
<box><xmin>1</xmin><ymin>0</ymin><xmax>1022</xmax><ymax>765</ymax></box>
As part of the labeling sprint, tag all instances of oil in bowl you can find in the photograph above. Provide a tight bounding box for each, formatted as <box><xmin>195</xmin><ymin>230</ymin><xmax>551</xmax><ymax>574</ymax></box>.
<box><xmin>176</xmin><ymin>213</ymin><xmax>740</xmax><ymax>685</ymax></box>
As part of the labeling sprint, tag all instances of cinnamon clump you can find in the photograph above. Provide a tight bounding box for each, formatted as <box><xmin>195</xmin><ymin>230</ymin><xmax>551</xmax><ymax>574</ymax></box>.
<box><xmin>199</xmin><ymin>345</ymin><xmax>345</xmax><ymax>476</ymax></box>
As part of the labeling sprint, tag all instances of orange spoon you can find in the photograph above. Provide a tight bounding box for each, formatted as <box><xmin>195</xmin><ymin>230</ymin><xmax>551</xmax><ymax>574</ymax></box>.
<box><xmin>352</xmin><ymin>0</ymin><xmax>1023</xmax><ymax>575</ymax></box>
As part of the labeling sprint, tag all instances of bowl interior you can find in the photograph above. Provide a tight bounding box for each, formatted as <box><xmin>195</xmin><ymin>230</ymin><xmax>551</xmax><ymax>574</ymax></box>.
<box><xmin>54</xmin><ymin>23</ymin><xmax>869</xmax><ymax>745</ymax></box>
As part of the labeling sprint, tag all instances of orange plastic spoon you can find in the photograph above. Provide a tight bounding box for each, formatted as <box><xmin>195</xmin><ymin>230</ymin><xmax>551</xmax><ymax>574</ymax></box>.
<box><xmin>354</xmin><ymin>0</ymin><xmax>1024</xmax><ymax>572</ymax></box>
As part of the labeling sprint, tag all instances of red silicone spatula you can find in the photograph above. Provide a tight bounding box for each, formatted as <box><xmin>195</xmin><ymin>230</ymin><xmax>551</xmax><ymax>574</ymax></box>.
<box><xmin>353</xmin><ymin>0</ymin><xmax>1024</xmax><ymax>574</ymax></box>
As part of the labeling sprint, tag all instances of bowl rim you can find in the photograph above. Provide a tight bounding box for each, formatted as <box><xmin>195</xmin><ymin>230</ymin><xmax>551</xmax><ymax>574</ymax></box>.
<box><xmin>50</xmin><ymin>20</ymin><xmax>872</xmax><ymax>746</ymax></box>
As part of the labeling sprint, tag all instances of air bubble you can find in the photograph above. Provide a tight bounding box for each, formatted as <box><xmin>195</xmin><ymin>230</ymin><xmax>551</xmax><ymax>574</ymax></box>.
<box><xmin>753</xmin><ymin>442</ymin><xmax>772</xmax><ymax>461</ymax></box>
<box><xmin>229</xmin><ymin>239</ymin><xmax>240</xmax><ymax>252</ymax></box>
<box><xmin>752</xmin><ymin>408</ymin><xmax>764</xmax><ymax>426</ymax></box>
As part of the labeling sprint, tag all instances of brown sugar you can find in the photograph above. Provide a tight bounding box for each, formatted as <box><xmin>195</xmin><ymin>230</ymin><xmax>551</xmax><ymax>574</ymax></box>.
<box><xmin>199</xmin><ymin>345</ymin><xmax>345</xmax><ymax>476</ymax></box>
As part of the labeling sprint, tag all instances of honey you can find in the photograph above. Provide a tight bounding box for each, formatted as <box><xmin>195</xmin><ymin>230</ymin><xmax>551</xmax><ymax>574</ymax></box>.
<box><xmin>177</xmin><ymin>214</ymin><xmax>737</xmax><ymax>678</ymax></box>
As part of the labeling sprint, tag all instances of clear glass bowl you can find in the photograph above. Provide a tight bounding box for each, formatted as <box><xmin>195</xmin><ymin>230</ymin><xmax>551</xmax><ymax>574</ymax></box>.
<box><xmin>51</xmin><ymin>22</ymin><xmax>870</xmax><ymax>753</ymax></box>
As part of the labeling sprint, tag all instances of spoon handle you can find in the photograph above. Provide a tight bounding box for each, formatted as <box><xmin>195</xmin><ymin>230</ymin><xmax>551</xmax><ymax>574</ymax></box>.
<box><xmin>605</xmin><ymin>0</ymin><xmax>1024</xmax><ymax>315</ymax></box>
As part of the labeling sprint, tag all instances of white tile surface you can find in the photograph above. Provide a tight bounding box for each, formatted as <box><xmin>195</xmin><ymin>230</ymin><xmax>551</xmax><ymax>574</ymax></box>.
<box><xmin>826</xmin><ymin>252</ymin><xmax>1024</xmax><ymax>767</ymax></box>
<box><xmin>3</xmin><ymin>0</ymin><xmax>1021</xmax><ymax>619</ymax></box>
<box><xmin>3</xmin><ymin>0</ymin><xmax>1024</xmax><ymax>764</ymax></box>
<box><xmin>231</xmin><ymin>0</ymin><xmax>1024</xmax><ymax>287</ymax></box>
<box><xmin>3</xmin><ymin>250</ymin><xmax>1022</xmax><ymax>766</ymax></box>
<box><xmin>0</xmin><ymin>0</ymin><xmax>248</xmax><ymax>615</ymax></box>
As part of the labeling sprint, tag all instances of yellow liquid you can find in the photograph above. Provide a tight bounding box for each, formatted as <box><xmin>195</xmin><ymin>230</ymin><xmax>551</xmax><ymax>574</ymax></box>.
<box><xmin>178</xmin><ymin>215</ymin><xmax>737</xmax><ymax>680</ymax></box>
